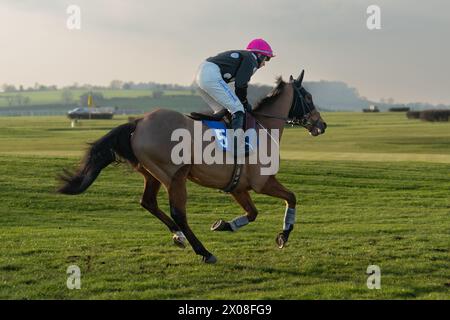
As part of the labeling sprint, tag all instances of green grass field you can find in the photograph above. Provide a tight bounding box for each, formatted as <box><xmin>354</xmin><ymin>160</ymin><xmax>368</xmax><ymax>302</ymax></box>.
<box><xmin>0</xmin><ymin>113</ymin><xmax>449</xmax><ymax>299</ymax></box>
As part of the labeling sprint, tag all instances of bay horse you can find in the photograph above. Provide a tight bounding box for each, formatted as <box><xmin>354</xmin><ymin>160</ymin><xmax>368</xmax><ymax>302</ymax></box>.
<box><xmin>58</xmin><ymin>70</ymin><xmax>327</xmax><ymax>264</ymax></box>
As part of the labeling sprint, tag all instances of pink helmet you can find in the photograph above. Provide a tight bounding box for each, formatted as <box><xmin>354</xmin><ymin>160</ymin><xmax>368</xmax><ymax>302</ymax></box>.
<box><xmin>246</xmin><ymin>38</ymin><xmax>275</xmax><ymax>57</ymax></box>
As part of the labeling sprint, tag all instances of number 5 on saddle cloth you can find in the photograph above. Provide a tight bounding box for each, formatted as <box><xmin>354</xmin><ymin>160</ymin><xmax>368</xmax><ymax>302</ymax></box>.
<box><xmin>203</xmin><ymin>115</ymin><xmax>258</xmax><ymax>157</ymax></box>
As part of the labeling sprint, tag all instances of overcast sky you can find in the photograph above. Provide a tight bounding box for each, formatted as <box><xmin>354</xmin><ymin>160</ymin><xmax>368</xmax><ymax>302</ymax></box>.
<box><xmin>0</xmin><ymin>0</ymin><xmax>449</xmax><ymax>104</ymax></box>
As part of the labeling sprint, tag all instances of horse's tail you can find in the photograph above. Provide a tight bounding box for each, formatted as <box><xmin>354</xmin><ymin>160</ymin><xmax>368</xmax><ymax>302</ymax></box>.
<box><xmin>57</xmin><ymin>119</ymin><xmax>141</xmax><ymax>195</ymax></box>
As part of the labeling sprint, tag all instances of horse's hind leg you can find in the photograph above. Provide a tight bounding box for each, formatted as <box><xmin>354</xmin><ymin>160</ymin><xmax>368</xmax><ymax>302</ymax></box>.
<box><xmin>169</xmin><ymin>166</ymin><xmax>216</xmax><ymax>264</ymax></box>
<box><xmin>138</xmin><ymin>167</ymin><xmax>187</xmax><ymax>248</ymax></box>
<box><xmin>211</xmin><ymin>191</ymin><xmax>258</xmax><ymax>232</ymax></box>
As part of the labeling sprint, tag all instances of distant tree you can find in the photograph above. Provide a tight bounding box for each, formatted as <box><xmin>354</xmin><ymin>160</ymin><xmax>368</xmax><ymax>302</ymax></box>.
<box><xmin>79</xmin><ymin>92</ymin><xmax>104</xmax><ymax>106</ymax></box>
<box><xmin>61</xmin><ymin>89</ymin><xmax>74</xmax><ymax>105</ymax></box>
<box><xmin>2</xmin><ymin>84</ymin><xmax>17</xmax><ymax>92</ymax></box>
<box><xmin>15</xmin><ymin>94</ymin><xmax>31</xmax><ymax>106</ymax></box>
<box><xmin>19</xmin><ymin>85</ymin><xmax>24</xmax><ymax>92</ymax></box>
<box><xmin>6</xmin><ymin>96</ymin><xmax>13</xmax><ymax>106</ymax></box>
<box><xmin>109</xmin><ymin>80</ymin><xmax>123</xmax><ymax>90</ymax></box>
<box><xmin>81</xmin><ymin>84</ymin><xmax>93</xmax><ymax>90</ymax></box>
<box><xmin>152</xmin><ymin>90</ymin><xmax>164</xmax><ymax>99</ymax></box>
<box><xmin>122</xmin><ymin>82</ymin><xmax>132</xmax><ymax>90</ymax></box>
<box><xmin>14</xmin><ymin>94</ymin><xmax>24</xmax><ymax>105</ymax></box>
<box><xmin>2</xmin><ymin>94</ymin><xmax>29</xmax><ymax>106</ymax></box>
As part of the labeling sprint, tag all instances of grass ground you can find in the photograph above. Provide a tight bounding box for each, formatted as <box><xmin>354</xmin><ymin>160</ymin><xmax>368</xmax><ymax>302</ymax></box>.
<box><xmin>0</xmin><ymin>113</ymin><xmax>449</xmax><ymax>299</ymax></box>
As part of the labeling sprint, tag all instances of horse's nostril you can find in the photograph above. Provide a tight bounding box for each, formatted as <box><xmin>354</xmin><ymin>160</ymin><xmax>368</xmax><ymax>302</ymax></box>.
<box><xmin>323</xmin><ymin>122</ymin><xmax>327</xmax><ymax>129</ymax></box>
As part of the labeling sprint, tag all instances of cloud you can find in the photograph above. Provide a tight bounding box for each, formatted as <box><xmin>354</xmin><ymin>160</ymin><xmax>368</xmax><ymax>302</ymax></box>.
<box><xmin>0</xmin><ymin>0</ymin><xmax>449</xmax><ymax>104</ymax></box>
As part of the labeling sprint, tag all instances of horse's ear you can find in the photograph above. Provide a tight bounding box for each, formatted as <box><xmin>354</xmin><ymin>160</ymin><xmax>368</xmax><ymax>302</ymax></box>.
<box><xmin>289</xmin><ymin>75</ymin><xmax>294</xmax><ymax>83</ymax></box>
<box><xmin>296</xmin><ymin>70</ymin><xmax>305</xmax><ymax>85</ymax></box>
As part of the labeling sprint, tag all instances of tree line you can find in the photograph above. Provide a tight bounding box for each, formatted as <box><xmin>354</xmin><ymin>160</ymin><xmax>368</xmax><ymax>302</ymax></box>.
<box><xmin>2</xmin><ymin>80</ymin><xmax>449</xmax><ymax>111</ymax></box>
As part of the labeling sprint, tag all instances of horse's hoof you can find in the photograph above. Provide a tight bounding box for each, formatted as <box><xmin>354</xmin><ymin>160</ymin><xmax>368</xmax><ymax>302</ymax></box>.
<box><xmin>210</xmin><ymin>220</ymin><xmax>232</xmax><ymax>231</ymax></box>
<box><xmin>172</xmin><ymin>232</ymin><xmax>187</xmax><ymax>249</ymax></box>
<box><xmin>202</xmin><ymin>254</ymin><xmax>217</xmax><ymax>264</ymax></box>
<box><xmin>276</xmin><ymin>233</ymin><xmax>287</xmax><ymax>249</ymax></box>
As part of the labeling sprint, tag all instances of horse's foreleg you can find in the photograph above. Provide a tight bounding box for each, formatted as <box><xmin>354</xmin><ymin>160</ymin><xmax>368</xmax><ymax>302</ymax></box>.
<box><xmin>259</xmin><ymin>176</ymin><xmax>297</xmax><ymax>248</ymax></box>
<box><xmin>211</xmin><ymin>191</ymin><xmax>258</xmax><ymax>232</ymax></box>
<box><xmin>169</xmin><ymin>166</ymin><xmax>216</xmax><ymax>264</ymax></box>
<box><xmin>139</xmin><ymin>169</ymin><xmax>187</xmax><ymax>248</ymax></box>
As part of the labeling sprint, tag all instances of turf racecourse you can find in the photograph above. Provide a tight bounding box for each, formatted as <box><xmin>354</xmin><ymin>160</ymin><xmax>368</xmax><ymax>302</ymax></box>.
<box><xmin>0</xmin><ymin>113</ymin><xmax>449</xmax><ymax>299</ymax></box>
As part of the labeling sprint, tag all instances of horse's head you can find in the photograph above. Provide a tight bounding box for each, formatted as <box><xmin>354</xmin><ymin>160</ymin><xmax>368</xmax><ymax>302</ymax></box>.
<box><xmin>288</xmin><ymin>70</ymin><xmax>327</xmax><ymax>136</ymax></box>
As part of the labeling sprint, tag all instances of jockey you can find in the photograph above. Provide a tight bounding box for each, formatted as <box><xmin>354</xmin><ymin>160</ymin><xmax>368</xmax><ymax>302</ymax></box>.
<box><xmin>195</xmin><ymin>38</ymin><xmax>275</xmax><ymax>132</ymax></box>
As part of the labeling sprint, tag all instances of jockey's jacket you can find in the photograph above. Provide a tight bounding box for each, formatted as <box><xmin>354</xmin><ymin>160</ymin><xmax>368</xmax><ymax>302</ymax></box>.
<box><xmin>206</xmin><ymin>50</ymin><xmax>259</xmax><ymax>105</ymax></box>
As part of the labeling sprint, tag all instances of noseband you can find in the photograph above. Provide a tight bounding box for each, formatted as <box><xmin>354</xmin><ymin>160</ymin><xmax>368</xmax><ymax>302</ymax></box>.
<box><xmin>287</xmin><ymin>84</ymin><xmax>317</xmax><ymax>128</ymax></box>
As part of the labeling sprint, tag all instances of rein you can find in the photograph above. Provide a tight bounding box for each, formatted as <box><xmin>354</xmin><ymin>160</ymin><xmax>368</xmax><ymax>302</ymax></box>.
<box><xmin>249</xmin><ymin>111</ymin><xmax>289</xmax><ymax>121</ymax></box>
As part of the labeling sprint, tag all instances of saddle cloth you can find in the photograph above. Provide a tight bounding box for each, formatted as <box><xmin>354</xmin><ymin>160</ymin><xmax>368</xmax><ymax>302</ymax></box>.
<box><xmin>202</xmin><ymin>112</ymin><xmax>258</xmax><ymax>155</ymax></box>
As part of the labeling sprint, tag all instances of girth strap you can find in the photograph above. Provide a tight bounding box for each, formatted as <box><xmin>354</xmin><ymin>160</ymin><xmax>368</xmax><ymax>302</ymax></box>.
<box><xmin>222</xmin><ymin>163</ymin><xmax>242</xmax><ymax>193</ymax></box>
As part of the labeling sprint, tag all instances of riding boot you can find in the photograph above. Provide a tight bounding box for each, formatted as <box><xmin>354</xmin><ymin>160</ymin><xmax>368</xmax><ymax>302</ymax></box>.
<box><xmin>231</xmin><ymin>111</ymin><xmax>245</xmax><ymax>158</ymax></box>
<box><xmin>231</xmin><ymin>111</ymin><xmax>245</xmax><ymax>131</ymax></box>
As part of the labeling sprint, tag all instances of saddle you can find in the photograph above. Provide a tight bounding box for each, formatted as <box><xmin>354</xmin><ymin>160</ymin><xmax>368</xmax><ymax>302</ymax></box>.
<box><xmin>188</xmin><ymin>109</ymin><xmax>256</xmax><ymax>130</ymax></box>
<box><xmin>188</xmin><ymin>108</ymin><xmax>229</xmax><ymax>122</ymax></box>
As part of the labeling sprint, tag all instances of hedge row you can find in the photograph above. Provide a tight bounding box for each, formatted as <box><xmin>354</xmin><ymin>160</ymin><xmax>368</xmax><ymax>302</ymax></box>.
<box><xmin>407</xmin><ymin>110</ymin><xmax>450</xmax><ymax>122</ymax></box>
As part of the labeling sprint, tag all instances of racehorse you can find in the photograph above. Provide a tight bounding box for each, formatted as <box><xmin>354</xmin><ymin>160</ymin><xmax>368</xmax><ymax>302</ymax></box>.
<box><xmin>57</xmin><ymin>70</ymin><xmax>327</xmax><ymax>264</ymax></box>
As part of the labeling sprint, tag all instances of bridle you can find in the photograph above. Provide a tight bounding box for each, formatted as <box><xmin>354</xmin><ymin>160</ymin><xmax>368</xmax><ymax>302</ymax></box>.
<box><xmin>287</xmin><ymin>83</ymin><xmax>317</xmax><ymax>128</ymax></box>
<box><xmin>251</xmin><ymin>79</ymin><xmax>318</xmax><ymax>129</ymax></box>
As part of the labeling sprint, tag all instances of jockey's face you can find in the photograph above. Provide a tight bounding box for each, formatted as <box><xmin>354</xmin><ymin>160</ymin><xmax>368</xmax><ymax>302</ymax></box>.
<box><xmin>259</xmin><ymin>55</ymin><xmax>270</xmax><ymax>68</ymax></box>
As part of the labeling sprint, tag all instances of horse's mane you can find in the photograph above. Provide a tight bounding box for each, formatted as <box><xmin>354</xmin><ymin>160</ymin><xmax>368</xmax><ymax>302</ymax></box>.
<box><xmin>254</xmin><ymin>77</ymin><xmax>286</xmax><ymax>111</ymax></box>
